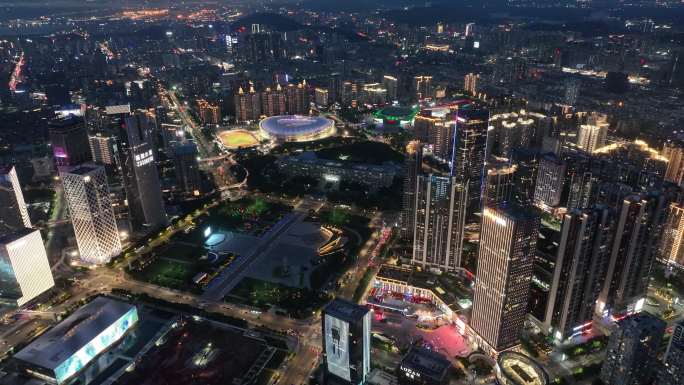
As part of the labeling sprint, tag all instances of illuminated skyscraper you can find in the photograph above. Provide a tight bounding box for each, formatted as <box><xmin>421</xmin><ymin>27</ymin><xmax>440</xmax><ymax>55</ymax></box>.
<box><xmin>411</xmin><ymin>173</ymin><xmax>467</xmax><ymax>270</ymax></box>
<box><xmin>48</xmin><ymin>116</ymin><xmax>91</xmax><ymax>168</ymax></box>
<box><xmin>484</xmin><ymin>162</ymin><xmax>516</xmax><ymax>206</ymax></box>
<box><xmin>464</xmin><ymin>73</ymin><xmax>479</xmax><ymax>95</ymax></box>
<box><xmin>61</xmin><ymin>165</ymin><xmax>122</xmax><ymax>264</ymax></box>
<box><xmin>658</xmin><ymin>203</ymin><xmax>684</xmax><ymax>268</ymax></box>
<box><xmin>119</xmin><ymin>112</ymin><xmax>168</xmax><ymax>231</ymax></box>
<box><xmin>533</xmin><ymin>153</ymin><xmax>566</xmax><ymax>210</ymax></box>
<box><xmin>413</xmin><ymin>114</ymin><xmax>452</xmax><ymax>161</ymax></box>
<box><xmin>196</xmin><ymin>99</ymin><xmax>221</xmax><ymax>125</ymax></box>
<box><xmin>0</xmin><ymin>165</ymin><xmax>31</xmax><ymax>233</ymax></box>
<box><xmin>314</xmin><ymin>87</ymin><xmax>329</xmax><ymax>107</ymax></box>
<box><xmin>414</xmin><ymin>76</ymin><xmax>433</xmax><ymax>101</ymax></box>
<box><xmin>0</xmin><ymin>228</ymin><xmax>55</xmax><ymax>307</ymax></box>
<box><xmin>663</xmin><ymin>140</ymin><xmax>684</xmax><ymax>186</ymax></box>
<box><xmin>382</xmin><ymin>75</ymin><xmax>398</xmax><ymax>101</ymax></box>
<box><xmin>401</xmin><ymin>141</ymin><xmax>422</xmax><ymax>240</ymax></box>
<box><xmin>452</xmin><ymin>108</ymin><xmax>490</xmax><ymax>219</ymax></box>
<box><xmin>577</xmin><ymin>112</ymin><xmax>608</xmax><ymax>153</ymax></box>
<box><xmin>470</xmin><ymin>205</ymin><xmax>540</xmax><ymax>353</ymax></box>
<box><xmin>322</xmin><ymin>299</ymin><xmax>371</xmax><ymax>385</ymax></box>
<box><xmin>465</xmin><ymin>22</ymin><xmax>475</xmax><ymax>37</ymax></box>
<box><xmin>88</xmin><ymin>134</ymin><xmax>118</xmax><ymax>166</ymax></box>
<box><xmin>542</xmin><ymin>207</ymin><xmax>612</xmax><ymax>341</ymax></box>
<box><xmin>601</xmin><ymin>313</ymin><xmax>665</xmax><ymax>385</ymax></box>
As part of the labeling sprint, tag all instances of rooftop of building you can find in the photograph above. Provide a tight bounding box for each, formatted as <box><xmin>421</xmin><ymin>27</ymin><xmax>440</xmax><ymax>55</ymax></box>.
<box><xmin>400</xmin><ymin>347</ymin><xmax>450</xmax><ymax>381</ymax></box>
<box><xmin>323</xmin><ymin>299</ymin><xmax>369</xmax><ymax>323</ymax></box>
<box><xmin>48</xmin><ymin>115</ymin><xmax>83</xmax><ymax>130</ymax></box>
<box><xmin>496</xmin><ymin>352</ymin><xmax>549</xmax><ymax>385</ymax></box>
<box><xmin>375</xmin><ymin>265</ymin><xmax>472</xmax><ymax>312</ymax></box>
<box><xmin>14</xmin><ymin>297</ymin><xmax>137</xmax><ymax>371</ymax></box>
<box><xmin>172</xmin><ymin>142</ymin><xmax>199</xmax><ymax>156</ymax></box>
<box><xmin>65</xmin><ymin>165</ymin><xmax>99</xmax><ymax>176</ymax></box>
<box><xmin>0</xmin><ymin>228</ymin><xmax>39</xmax><ymax>245</ymax></box>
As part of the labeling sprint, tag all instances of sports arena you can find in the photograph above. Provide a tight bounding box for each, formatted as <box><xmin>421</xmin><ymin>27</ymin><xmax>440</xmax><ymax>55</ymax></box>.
<box><xmin>259</xmin><ymin>115</ymin><xmax>335</xmax><ymax>143</ymax></box>
<box><xmin>217</xmin><ymin>129</ymin><xmax>260</xmax><ymax>150</ymax></box>
<box><xmin>372</xmin><ymin>105</ymin><xmax>419</xmax><ymax>128</ymax></box>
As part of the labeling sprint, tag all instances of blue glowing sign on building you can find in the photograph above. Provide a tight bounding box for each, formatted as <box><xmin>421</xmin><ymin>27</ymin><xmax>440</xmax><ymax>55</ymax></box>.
<box><xmin>54</xmin><ymin>307</ymin><xmax>139</xmax><ymax>384</ymax></box>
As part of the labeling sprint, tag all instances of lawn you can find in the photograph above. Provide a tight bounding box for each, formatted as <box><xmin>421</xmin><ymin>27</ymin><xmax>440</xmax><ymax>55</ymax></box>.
<box><xmin>218</xmin><ymin>130</ymin><xmax>259</xmax><ymax>149</ymax></box>
<box><xmin>227</xmin><ymin>277</ymin><xmax>330</xmax><ymax>318</ymax></box>
<box><xmin>132</xmin><ymin>259</ymin><xmax>201</xmax><ymax>292</ymax></box>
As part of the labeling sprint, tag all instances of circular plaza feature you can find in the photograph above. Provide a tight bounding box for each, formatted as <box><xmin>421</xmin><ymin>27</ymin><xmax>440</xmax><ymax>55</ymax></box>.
<box><xmin>217</xmin><ymin>129</ymin><xmax>260</xmax><ymax>149</ymax></box>
<box><xmin>259</xmin><ymin>115</ymin><xmax>335</xmax><ymax>143</ymax></box>
<box><xmin>372</xmin><ymin>105</ymin><xmax>419</xmax><ymax>128</ymax></box>
<box><xmin>495</xmin><ymin>352</ymin><xmax>549</xmax><ymax>385</ymax></box>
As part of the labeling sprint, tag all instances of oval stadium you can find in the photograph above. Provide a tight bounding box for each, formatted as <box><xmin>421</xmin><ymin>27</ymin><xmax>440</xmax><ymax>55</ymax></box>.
<box><xmin>259</xmin><ymin>115</ymin><xmax>335</xmax><ymax>143</ymax></box>
<box><xmin>495</xmin><ymin>351</ymin><xmax>549</xmax><ymax>385</ymax></box>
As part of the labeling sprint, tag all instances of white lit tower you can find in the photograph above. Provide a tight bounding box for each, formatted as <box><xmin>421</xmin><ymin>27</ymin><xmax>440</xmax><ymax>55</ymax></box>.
<box><xmin>0</xmin><ymin>228</ymin><xmax>55</xmax><ymax>307</ymax></box>
<box><xmin>0</xmin><ymin>165</ymin><xmax>31</xmax><ymax>234</ymax></box>
<box><xmin>61</xmin><ymin>165</ymin><xmax>122</xmax><ymax>264</ymax></box>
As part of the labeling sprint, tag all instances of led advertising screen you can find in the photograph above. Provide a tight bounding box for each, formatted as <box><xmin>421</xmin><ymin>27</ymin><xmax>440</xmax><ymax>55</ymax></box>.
<box><xmin>54</xmin><ymin>307</ymin><xmax>139</xmax><ymax>384</ymax></box>
<box><xmin>325</xmin><ymin>314</ymin><xmax>350</xmax><ymax>381</ymax></box>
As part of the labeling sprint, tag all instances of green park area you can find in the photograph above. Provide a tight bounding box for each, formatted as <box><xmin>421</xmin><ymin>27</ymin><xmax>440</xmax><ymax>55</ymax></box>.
<box><xmin>128</xmin><ymin>197</ymin><xmax>289</xmax><ymax>292</ymax></box>
<box><xmin>227</xmin><ymin>277</ymin><xmax>331</xmax><ymax>318</ymax></box>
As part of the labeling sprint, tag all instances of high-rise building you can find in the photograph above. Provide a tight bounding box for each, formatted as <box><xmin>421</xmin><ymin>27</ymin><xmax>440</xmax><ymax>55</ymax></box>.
<box><xmin>470</xmin><ymin>205</ymin><xmax>540</xmax><ymax>353</ymax></box>
<box><xmin>577</xmin><ymin>112</ymin><xmax>608</xmax><ymax>153</ymax></box>
<box><xmin>196</xmin><ymin>99</ymin><xmax>221</xmax><ymax>125</ymax></box>
<box><xmin>0</xmin><ymin>165</ymin><xmax>31</xmax><ymax>233</ymax></box>
<box><xmin>361</xmin><ymin>83</ymin><xmax>387</xmax><ymax>105</ymax></box>
<box><xmin>411</xmin><ymin>173</ymin><xmax>467</xmax><ymax>271</ymax></box>
<box><xmin>382</xmin><ymin>75</ymin><xmax>398</xmax><ymax>101</ymax></box>
<box><xmin>172</xmin><ymin>142</ymin><xmax>202</xmax><ymax>195</ymax></box>
<box><xmin>533</xmin><ymin>154</ymin><xmax>566</xmax><ymax>210</ymax></box>
<box><xmin>452</xmin><ymin>108</ymin><xmax>490</xmax><ymax>220</ymax></box>
<box><xmin>663</xmin><ymin>140</ymin><xmax>684</xmax><ymax>186</ymax></box>
<box><xmin>600</xmin><ymin>312</ymin><xmax>665</xmax><ymax>385</ymax></box>
<box><xmin>314</xmin><ymin>87</ymin><xmax>329</xmax><ymax>107</ymax></box>
<box><xmin>322</xmin><ymin>299</ymin><xmax>371</xmax><ymax>385</ymax></box>
<box><xmin>563</xmin><ymin>78</ymin><xmax>580</xmax><ymax>106</ymax></box>
<box><xmin>61</xmin><ymin>165</ymin><xmax>122</xmax><ymax>264</ymax></box>
<box><xmin>0</xmin><ymin>228</ymin><xmax>55</xmax><ymax>307</ymax></box>
<box><xmin>660</xmin><ymin>320</ymin><xmax>684</xmax><ymax>385</ymax></box>
<box><xmin>484</xmin><ymin>162</ymin><xmax>516</xmax><ymax>206</ymax></box>
<box><xmin>234</xmin><ymin>85</ymin><xmax>262</xmax><ymax>122</ymax></box>
<box><xmin>464</xmin><ymin>73</ymin><xmax>479</xmax><ymax>95</ymax></box>
<box><xmin>401</xmin><ymin>141</ymin><xmax>422</xmax><ymax>240</ymax></box>
<box><xmin>489</xmin><ymin>110</ymin><xmax>544</xmax><ymax>159</ymax></box>
<box><xmin>597</xmin><ymin>194</ymin><xmax>665</xmax><ymax>316</ymax></box>
<box><xmin>88</xmin><ymin>134</ymin><xmax>118</xmax><ymax>166</ymax></box>
<box><xmin>658</xmin><ymin>203</ymin><xmax>684</xmax><ymax>268</ymax></box>
<box><xmin>118</xmin><ymin>112</ymin><xmax>167</xmax><ymax>231</ymax></box>
<box><xmin>542</xmin><ymin>207</ymin><xmax>612</xmax><ymax>341</ymax></box>
<box><xmin>413</xmin><ymin>114</ymin><xmax>452</xmax><ymax>161</ymax></box>
<box><xmin>414</xmin><ymin>76</ymin><xmax>433</xmax><ymax>101</ymax></box>
<box><xmin>48</xmin><ymin>116</ymin><xmax>91</xmax><ymax>168</ymax></box>
<box><xmin>465</xmin><ymin>22</ymin><xmax>475</xmax><ymax>37</ymax></box>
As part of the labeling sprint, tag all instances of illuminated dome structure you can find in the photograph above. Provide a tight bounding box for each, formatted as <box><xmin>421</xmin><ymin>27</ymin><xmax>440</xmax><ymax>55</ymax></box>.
<box><xmin>259</xmin><ymin>115</ymin><xmax>335</xmax><ymax>143</ymax></box>
<box><xmin>495</xmin><ymin>352</ymin><xmax>549</xmax><ymax>385</ymax></box>
<box><xmin>372</xmin><ymin>105</ymin><xmax>419</xmax><ymax>128</ymax></box>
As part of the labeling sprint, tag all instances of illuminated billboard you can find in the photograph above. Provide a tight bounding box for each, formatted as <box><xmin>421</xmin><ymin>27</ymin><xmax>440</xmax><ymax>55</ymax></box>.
<box><xmin>54</xmin><ymin>307</ymin><xmax>139</xmax><ymax>384</ymax></box>
<box><xmin>324</xmin><ymin>314</ymin><xmax>350</xmax><ymax>381</ymax></box>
